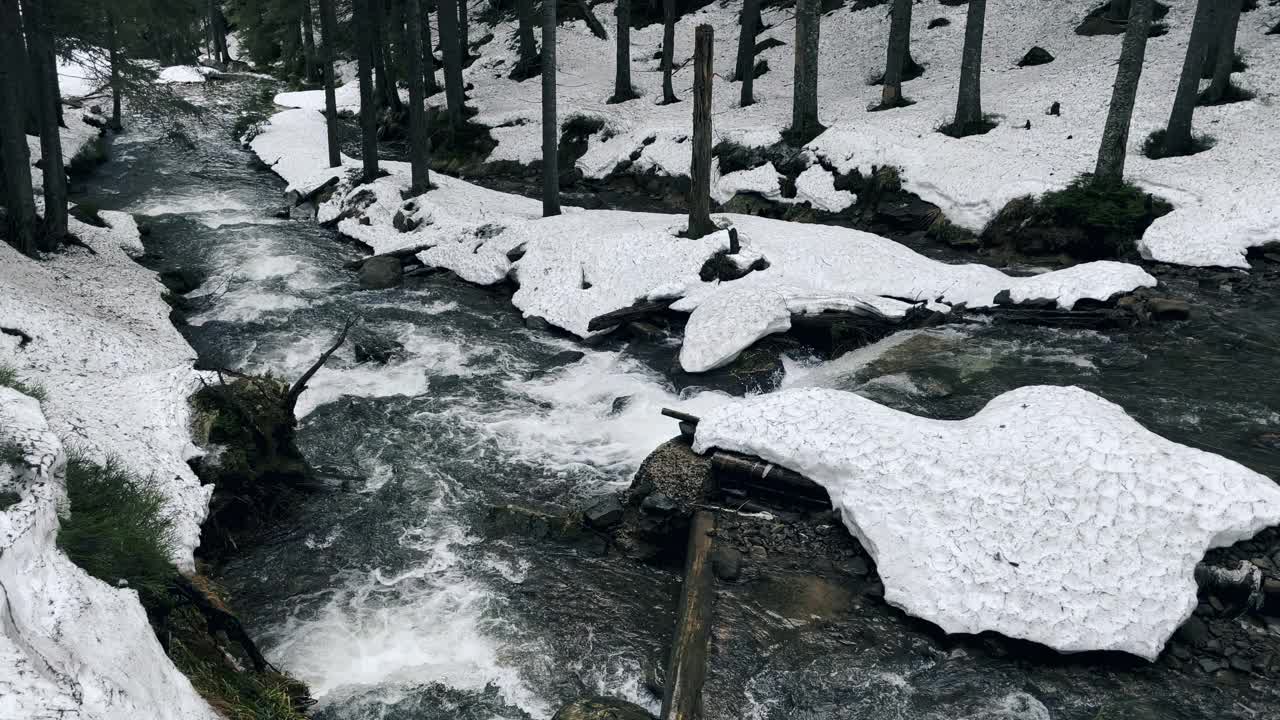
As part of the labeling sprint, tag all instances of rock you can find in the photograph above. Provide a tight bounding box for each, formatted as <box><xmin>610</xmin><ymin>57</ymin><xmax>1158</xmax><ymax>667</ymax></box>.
<box><xmin>748</xmin><ymin>544</ymin><xmax>768</xmax><ymax>561</ymax></box>
<box><xmin>1048</xmin><ymin>101</ymin><xmax>1061</xmax><ymax>116</ymax></box>
<box><xmin>551</xmin><ymin>696</ymin><xmax>655</xmax><ymax>720</ymax></box>
<box><xmin>713</xmin><ymin>546</ymin><xmax>743</xmax><ymax>581</ymax></box>
<box><xmin>352</xmin><ymin>333</ymin><xmax>405</xmax><ymax>364</ymax></box>
<box><xmin>584</xmin><ymin>494</ymin><xmax>624</xmax><ymax>529</ymax></box>
<box><xmin>1017</xmin><ymin>46</ymin><xmax>1055</xmax><ymax>67</ymax></box>
<box><xmin>158</xmin><ymin>267</ymin><xmax>203</xmax><ymax>294</ymax></box>
<box><xmin>1177</xmin><ymin>616</ymin><xmax>1210</xmax><ymax>647</ymax></box>
<box><xmin>1199</xmin><ymin>657</ymin><xmax>1226</xmax><ymax>674</ymax></box>
<box><xmin>626</xmin><ymin>321</ymin><xmax>666</xmax><ymax>342</ymax></box>
<box><xmin>641</xmin><ymin>493</ymin><xmax>679</xmax><ymax>516</ymax></box>
<box><xmin>1147</xmin><ymin>297</ymin><xmax>1190</xmax><ymax>321</ymax></box>
<box><xmin>525</xmin><ymin>316</ymin><xmax>551</xmax><ymax>331</ymax></box>
<box><xmin>847</xmin><ymin>556</ymin><xmax>870</xmax><ymax>577</ymax></box>
<box><xmin>630</xmin><ymin>438</ymin><xmax>712</xmax><ymax>507</ymax></box>
<box><xmin>526</xmin><ymin>350</ymin><xmax>586</xmax><ymax>380</ymax></box>
<box><xmin>927</xmin><ymin>17</ymin><xmax>950</xmax><ymax>28</ymax></box>
<box><xmin>392</xmin><ymin>209</ymin><xmax>419</xmax><ymax>232</ymax></box>
<box><xmin>291</xmin><ymin>201</ymin><xmax>317</xmax><ymax>221</ymax></box>
<box><xmin>358</xmin><ymin>256</ymin><xmax>403</xmax><ymax>290</ymax></box>
<box><xmin>610</xmin><ymin>395</ymin><xmax>635</xmax><ymax>415</ymax></box>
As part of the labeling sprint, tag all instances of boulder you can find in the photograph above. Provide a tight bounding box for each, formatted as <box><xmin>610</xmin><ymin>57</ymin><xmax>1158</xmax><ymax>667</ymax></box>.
<box><xmin>352</xmin><ymin>333</ymin><xmax>405</xmax><ymax>364</ymax></box>
<box><xmin>551</xmin><ymin>697</ymin><xmax>655</xmax><ymax>720</ymax></box>
<box><xmin>159</xmin><ymin>267</ymin><xmax>203</xmax><ymax>294</ymax></box>
<box><xmin>713</xmin><ymin>546</ymin><xmax>743</xmax><ymax>581</ymax></box>
<box><xmin>1147</xmin><ymin>297</ymin><xmax>1191</xmax><ymax>321</ymax></box>
<box><xmin>630</xmin><ymin>437</ymin><xmax>711</xmax><ymax>507</ymax></box>
<box><xmin>1018</xmin><ymin>46</ymin><xmax>1055</xmax><ymax>67</ymax></box>
<box><xmin>583</xmin><ymin>494</ymin><xmax>625</xmax><ymax>529</ymax></box>
<box><xmin>358</xmin><ymin>256</ymin><xmax>403</xmax><ymax>290</ymax></box>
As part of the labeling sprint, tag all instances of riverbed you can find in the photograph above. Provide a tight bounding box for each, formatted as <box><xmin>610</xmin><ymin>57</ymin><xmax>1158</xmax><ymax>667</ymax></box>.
<box><xmin>75</xmin><ymin>79</ymin><xmax>1280</xmax><ymax>719</ymax></box>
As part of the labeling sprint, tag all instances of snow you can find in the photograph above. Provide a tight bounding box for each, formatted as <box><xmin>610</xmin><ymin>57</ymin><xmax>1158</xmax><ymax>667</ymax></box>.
<box><xmin>0</xmin><ymin>388</ymin><xmax>218</xmax><ymax>719</ymax></box>
<box><xmin>57</xmin><ymin>50</ymin><xmax>102</xmax><ymax>99</ymax></box>
<box><xmin>435</xmin><ymin>0</ymin><xmax>1278</xmax><ymax>267</ymax></box>
<box><xmin>0</xmin><ymin>213</ymin><xmax>210</xmax><ymax>571</ymax></box>
<box><xmin>157</xmin><ymin>65</ymin><xmax>214</xmax><ymax>83</ymax></box>
<box><xmin>275</xmin><ymin>79</ymin><xmax>363</xmax><ymax>111</ymax></box>
<box><xmin>691</xmin><ymin>385</ymin><xmax>1280</xmax><ymax>659</ymax></box>
<box><xmin>27</xmin><ymin>106</ymin><xmax>105</xmax><ymax>194</ymax></box>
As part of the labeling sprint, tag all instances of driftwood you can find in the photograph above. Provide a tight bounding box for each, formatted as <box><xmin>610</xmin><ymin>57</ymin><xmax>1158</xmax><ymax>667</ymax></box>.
<box><xmin>344</xmin><ymin>244</ymin><xmax>431</xmax><ymax>270</ymax></box>
<box><xmin>660</xmin><ymin>510</ymin><xmax>716</xmax><ymax>720</ymax></box>
<box><xmin>971</xmin><ymin>306</ymin><xmax>1131</xmax><ymax>330</ymax></box>
<box><xmin>283</xmin><ymin>318</ymin><xmax>352</xmax><ymax>417</ymax></box>
<box><xmin>587</xmin><ymin>299</ymin><xmax>674</xmax><ymax>332</ymax></box>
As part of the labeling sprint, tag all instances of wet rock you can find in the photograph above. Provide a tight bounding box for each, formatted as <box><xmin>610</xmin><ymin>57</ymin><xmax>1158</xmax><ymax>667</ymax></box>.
<box><xmin>610</xmin><ymin>395</ymin><xmax>635</xmax><ymax>415</ymax></box>
<box><xmin>713</xmin><ymin>546</ymin><xmax>743</xmax><ymax>581</ymax></box>
<box><xmin>358</xmin><ymin>256</ymin><xmax>403</xmax><ymax>289</ymax></box>
<box><xmin>584</xmin><ymin>494</ymin><xmax>625</xmax><ymax>529</ymax></box>
<box><xmin>159</xmin><ymin>267</ymin><xmax>203</xmax><ymax>294</ymax></box>
<box><xmin>1259</xmin><ymin>432</ymin><xmax>1280</xmax><ymax>452</ymax></box>
<box><xmin>551</xmin><ymin>696</ymin><xmax>655</xmax><ymax>720</ymax></box>
<box><xmin>291</xmin><ymin>201</ymin><xmax>317</xmax><ymax>221</ymax></box>
<box><xmin>1199</xmin><ymin>657</ymin><xmax>1226</xmax><ymax>673</ymax></box>
<box><xmin>641</xmin><ymin>493</ymin><xmax>680</xmax><ymax>516</ymax></box>
<box><xmin>847</xmin><ymin>556</ymin><xmax>870</xmax><ymax>577</ymax></box>
<box><xmin>626</xmin><ymin>321</ymin><xmax>666</xmax><ymax>342</ymax></box>
<box><xmin>526</xmin><ymin>350</ymin><xmax>585</xmax><ymax>380</ymax></box>
<box><xmin>630</xmin><ymin>438</ymin><xmax>712</xmax><ymax>507</ymax></box>
<box><xmin>525</xmin><ymin>316</ymin><xmax>551</xmax><ymax>331</ymax></box>
<box><xmin>1147</xmin><ymin>297</ymin><xmax>1191</xmax><ymax>321</ymax></box>
<box><xmin>1017</xmin><ymin>46</ymin><xmax>1055</xmax><ymax>67</ymax></box>
<box><xmin>352</xmin><ymin>333</ymin><xmax>405</xmax><ymax>364</ymax></box>
<box><xmin>1177</xmin><ymin>616</ymin><xmax>1210</xmax><ymax>647</ymax></box>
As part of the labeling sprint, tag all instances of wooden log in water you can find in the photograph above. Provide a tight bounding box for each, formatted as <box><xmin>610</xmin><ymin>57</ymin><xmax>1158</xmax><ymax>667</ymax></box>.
<box><xmin>586</xmin><ymin>299</ymin><xmax>674</xmax><ymax>332</ymax></box>
<box><xmin>660</xmin><ymin>510</ymin><xmax>716</xmax><ymax>720</ymax></box>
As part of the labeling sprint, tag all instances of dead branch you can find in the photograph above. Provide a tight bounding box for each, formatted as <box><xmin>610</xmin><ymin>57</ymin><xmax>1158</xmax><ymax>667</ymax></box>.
<box><xmin>283</xmin><ymin>318</ymin><xmax>354</xmax><ymax>417</ymax></box>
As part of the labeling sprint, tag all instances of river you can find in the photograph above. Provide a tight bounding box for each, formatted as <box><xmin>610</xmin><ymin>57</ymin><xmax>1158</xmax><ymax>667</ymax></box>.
<box><xmin>74</xmin><ymin>79</ymin><xmax>1280</xmax><ymax>720</ymax></box>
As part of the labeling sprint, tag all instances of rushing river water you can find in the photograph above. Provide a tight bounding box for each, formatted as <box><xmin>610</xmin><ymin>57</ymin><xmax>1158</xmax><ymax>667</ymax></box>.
<box><xmin>75</xmin><ymin>80</ymin><xmax>1280</xmax><ymax>720</ymax></box>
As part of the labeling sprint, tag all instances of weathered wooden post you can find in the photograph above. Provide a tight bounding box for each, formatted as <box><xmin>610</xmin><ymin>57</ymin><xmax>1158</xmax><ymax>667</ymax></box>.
<box><xmin>660</xmin><ymin>510</ymin><xmax>716</xmax><ymax>720</ymax></box>
<box><xmin>687</xmin><ymin>24</ymin><xmax>715</xmax><ymax>239</ymax></box>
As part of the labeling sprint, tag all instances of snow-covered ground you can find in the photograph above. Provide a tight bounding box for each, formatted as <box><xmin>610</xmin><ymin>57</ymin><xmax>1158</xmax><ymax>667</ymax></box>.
<box><xmin>0</xmin><ymin>388</ymin><xmax>217</xmax><ymax>720</ymax></box>
<box><xmin>157</xmin><ymin>64</ymin><xmax>217</xmax><ymax>83</ymax></box>
<box><xmin>26</xmin><ymin>105</ymin><xmax>107</xmax><ymax>193</ymax></box>
<box><xmin>342</xmin><ymin>0</ymin><xmax>1276</xmax><ymax>268</ymax></box>
<box><xmin>692</xmin><ymin>385</ymin><xmax>1280</xmax><ymax>659</ymax></box>
<box><xmin>251</xmin><ymin>106</ymin><xmax>1157</xmax><ymax>371</ymax></box>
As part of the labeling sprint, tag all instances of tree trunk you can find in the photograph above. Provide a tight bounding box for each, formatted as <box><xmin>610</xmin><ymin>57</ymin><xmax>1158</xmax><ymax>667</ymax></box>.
<box><xmin>302</xmin><ymin>0</ymin><xmax>318</xmax><ymax>82</ymax></box>
<box><xmin>610</xmin><ymin>0</ymin><xmax>636</xmax><ymax>102</ymax></box>
<box><xmin>0</xmin><ymin>0</ymin><xmax>38</xmax><ymax>256</ymax></box>
<box><xmin>355</xmin><ymin>0</ymin><xmax>381</xmax><ymax>181</ymax></box>
<box><xmin>1201</xmin><ymin>0</ymin><xmax>1222</xmax><ymax>78</ymax></box>
<box><xmin>881</xmin><ymin>0</ymin><xmax>912</xmax><ymax>107</ymax></box>
<box><xmin>514</xmin><ymin>0</ymin><xmax>539</xmax><ymax>78</ymax></box>
<box><xmin>405</xmin><ymin>0</ymin><xmax>432</xmax><ymax>193</ymax></box>
<box><xmin>660</xmin><ymin>0</ymin><xmax>678</xmax><ymax>104</ymax></box>
<box><xmin>790</xmin><ymin>0</ymin><xmax>821</xmax><ymax>139</ymax></box>
<box><xmin>541</xmin><ymin>0</ymin><xmax>560</xmax><ymax>217</ymax></box>
<box><xmin>1205</xmin><ymin>0</ymin><xmax>1241</xmax><ymax>103</ymax></box>
<box><xmin>688</xmin><ymin>25</ymin><xmax>715</xmax><ymax>239</ymax></box>
<box><xmin>318</xmin><ymin>0</ymin><xmax>342</xmax><ymax>168</ymax></box>
<box><xmin>459</xmin><ymin>0</ymin><xmax>469</xmax><ymax>61</ymax></box>
<box><xmin>206</xmin><ymin>0</ymin><xmax>218</xmax><ymax>63</ymax></box>
<box><xmin>736</xmin><ymin>0</ymin><xmax>760</xmax><ymax>106</ymax></box>
<box><xmin>422</xmin><ymin>0</ymin><xmax>439</xmax><ymax>94</ymax></box>
<box><xmin>1094</xmin><ymin>0</ymin><xmax>1153</xmax><ymax>184</ymax></box>
<box><xmin>1163</xmin><ymin>0</ymin><xmax>1215</xmax><ymax>156</ymax></box>
<box><xmin>22</xmin><ymin>0</ymin><xmax>67</xmax><ymax>247</ymax></box>
<box><xmin>574</xmin><ymin>0</ymin><xmax>608</xmax><ymax>40</ymax></box>
<box><xmin>438</xmin><ymin>0</ymin><xmax>467</xmax><ymax>128</ymax></box>
<box><xmin>215</xmin><ymin>7</ymin><xmax>232</xmax><ymax>64</ymax></box>
<box><xmin>385</xmin><ymin>0</ymin><xmax>408</xmax><ymax>115</ymax></box>
<box><xmin>107</xmin><ymin>10</ymin><xmax>123</xmax><ymax>131</ymax></box>
<box><xmin>952</xmin><ymin>0</ymin><xmax>987</xmax><ymax>132</ymax></box>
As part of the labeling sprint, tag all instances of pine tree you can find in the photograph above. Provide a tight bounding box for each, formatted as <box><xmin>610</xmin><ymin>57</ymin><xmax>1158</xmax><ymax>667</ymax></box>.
<box><xmin>789</xmin><ymin>0</ymin><xmax>822</xmax><ymax>140</ymax></box>
<box><xmin>660</xmin><ymin>0</ymin><xmax>677</xmax><ymax>104</ymax></box>
<box><xmin>513</xmin><ymin>0</ymin><xmax>539</xmax><ymax>79</ymax></box>
<box><xmin>949</xmin><ymin>0</ymin><xmax>987</xmax><ymax>137</ymax></box>
<box><xmin>735</xmin><ymin>0</ymin><xmax>760</xmax><ymax>107</ymax></box>
<box><xmin>438</xmin><ymin>0</ymin><xmax>466</xmax><ymax>128</ymax></box>
<box><xmin>301</xmin><ymin>0</ymin><xmax>319</xmax><ymax>81</ymax></box>
<box><xmin>1161</xmin><ymin>0</ymin><xmax>1215</xmax><ymax>156</ymax></box>
<box><xmin>609</xmin><ymin>0</ymin><xmax>637</xmax><ymax>102</ymax></box>
<box><xmin>541</xmin><ymin>0</ymin><xmax>559</xmax><ymax>217</ymax></box>
<box><xmin>405</xmin><ymin>0</ymin><xmax>431</xmax><ymax>192</ymax></box>
<box><xmin>354</xmin><ymin>0</ymin><xmax>381</xmax><ymax>181</ymax></box>
<box><xmin>0</xmin><ymin>0</ymin><xmax>38</xmax><ymax>256</ymax></box>
<box><xmin>318</xmin><ymin>0</ymin><xmax>342</xmax><ymax>167</ymax></box>
<box><xmin>21</xmin><ymin>0</ymin><xmax>68</xmax><ymax>247</ymax></box>
<box><xmin>881</xmin><ymin>0</ymin><xmax>913</xmax><ymax>108</ymax></box>
<box><xmin>1204</xmin><ymin>0</ymin><xmax>1242</xmax><ymax>104</ymax></box>
<box><xmin>1094</xmin><ymin>0</ymin><xmax>1153</xmax><ymax>184</ymax></box>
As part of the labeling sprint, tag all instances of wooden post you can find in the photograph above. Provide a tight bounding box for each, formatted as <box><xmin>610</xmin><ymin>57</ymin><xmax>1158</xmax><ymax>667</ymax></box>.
<box><xmin>687</xmin><ymin>24</ymin><xmax>715</xmax><ymax>239</ymax></box>
<box><xmin>660</xmin><ymin>510</ymin><xmax>716</xmax><ymax>720</ymax></box>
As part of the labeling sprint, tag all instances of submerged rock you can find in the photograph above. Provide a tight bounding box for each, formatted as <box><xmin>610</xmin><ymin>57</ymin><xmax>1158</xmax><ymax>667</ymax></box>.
<box><xmin>358</xmin><ymin>255</ymin><xmax>403</xmax><ymax>289</ymax></box>
<box><xmin>551</xmin><ymin>697</ymin><xmax>655</xmax><ymax>720</ymax></box>
<box><xmin>584</xmin><ymin>494</ymin><xmax>625</xmax><ymax>528</ymax></box>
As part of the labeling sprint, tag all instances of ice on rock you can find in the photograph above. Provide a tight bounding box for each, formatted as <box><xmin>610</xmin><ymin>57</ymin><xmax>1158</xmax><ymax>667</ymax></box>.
<box><xmin>692</xmin><ymin>386</ymin><xmax>1280</xmax><ymax>659</ymax></box>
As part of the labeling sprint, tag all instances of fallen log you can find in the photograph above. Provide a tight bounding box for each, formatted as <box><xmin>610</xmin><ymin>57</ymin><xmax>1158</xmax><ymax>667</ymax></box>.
<box><xmin>343</xmin><ymin>243</ymin><xmax>433</xmax><ymax>270</ymax></box>
<box><xmin>660</xmin><ymin>510</ymin><xmax>716</xmax><ymax>720</ymax></box>
<box><xmin>710</xmin><ymin>449</ymin><xmax>830</xmax><ymax>508</ymax></box>
<box><xmin>587</xmin><ymin>299</ymin><xmax>674</xmax><ymax>332</ymax></box>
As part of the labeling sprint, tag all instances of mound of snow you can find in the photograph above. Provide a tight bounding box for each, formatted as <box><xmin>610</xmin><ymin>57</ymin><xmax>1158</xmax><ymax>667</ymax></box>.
<box><xmin>692</xmin><ymin>386</ymin><xmax>1280</xmax><ymax>659</ymax></box>
<box><xmin>157</xmin><ymin>65</ymin><xmax>214</xmax><ymax>83</ymax></box>
<box><xmin>0</xmin><ymin>388</ymin><xmax>217</xmax><ymax>719</ymax></box>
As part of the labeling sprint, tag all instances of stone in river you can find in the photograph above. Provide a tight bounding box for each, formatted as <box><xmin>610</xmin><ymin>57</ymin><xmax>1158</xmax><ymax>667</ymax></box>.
<box><xmin>358</xmin><ymin>256</ymin><xmax>403</xmax><ymax>289</ymax></box>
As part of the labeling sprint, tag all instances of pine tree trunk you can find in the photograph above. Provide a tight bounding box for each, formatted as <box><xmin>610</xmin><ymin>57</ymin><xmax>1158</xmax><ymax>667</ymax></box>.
<box><xmin>688</xmin><ymin>25</ymin><xmax>715</xmax><ymax>240</ymax></box>
<box><xmin>952</xmin><ymin>0</ymin><xmax>986</xmax><ymax>133</ymax></box>
<box><xmin>610</xmin><ymin>0</ymin><xmax>636</xmax><ymax>102</ymax></box>
<box><xmin>107</xmin><ymin>10</ymin><xmax>123</xmax><ymax>131</ymax></box>
<box><xmin>1094</xmin><ymin>0</ymin><xmax>1152</xmax><ymax>184</ymax></box>
<box><xmin>302</xmin><ymin>0</ymin><xmax>318</xmax><ymax>82</ymax></box>
<box><xmin>660</xmin><ymin>0</ymin><xmax>677</xmax><ymax>104</ymax></box>
<box><xmin>215</xmin><ymin>7</ymin><xmax>232</xmax><ymax>64</ymax></box>
<box><xmin>541</xmin><ymin>0</ymin><xmax>560</xmax><ymax>217</ymax></box>
<box><xmin>790</xmin><ymin>0</ymin><xmax>821</xmax><ymax>139</ymax></box>
<box><xmin>355</xmin><ymin>0</ymin><xmax>381</xmax><ymax>181</ymax></box>
<box><xmin>206</xmin><ymin>0</ymin><xmax>218</xmax><ymax>63</ymax></box>
<box><xmin>514</xmin><ymin>0</ymin><xmax>539</xmax><ymax>78</ymax></box>
<box><xmin>881</xmin><ymin>0</ymin><xmax>912</xmax><ymax>107</ymax></box>
<box><xmin>0</xmin><ymin>0</ymin><xmax>38</xmax><ymax>256</ymax></box>
<box><xmin>405</xmin><ymin>0</ymin><xmax>432</xmax><ymax>193</ymax></box>
<box><xmin>1163</xmin><ymin>0</ymin><xmax>1215</xmax><ymax>155</ymax></box>
<box><xmin>386</xmin><ymin>0</ymin><xmax>408</xmax><ymax>115</ymax></box>
<box><xmin>459</xmin><ymin>0</ymin><xmax>470</xmax><ymax>61</ymax></box>
<box><xmin>1205</xmin><ymin>0</ymin><xmax>1241</xmax><ymax>103</ymax></box>
<box><xmin>438</xmin><ymin>0</ymin><xmax>467</xmax><ymax>128</ymax></box>
<box><xmin>318</xmin><ymin>0</ymin><xmax>342</xmax><ymax>168</ymax></box>
<box><xmin>422</xmin><ymin>0</ymin><xmax>439</xmax><ymax>94</ymax></box>
<box><xmin>22</xmin><ymin>0</ymin><xmax>66</xmax><ymax>247</ymax></box>
<box><xmin>1201</xmin><ymin>0</ymin><xmax>1222</xmax><ymax>78</ymax></box>
<box><xmin>736</xmin><ymin>0</ymin><xmax>760</xmax><ymax>106</ymax></box>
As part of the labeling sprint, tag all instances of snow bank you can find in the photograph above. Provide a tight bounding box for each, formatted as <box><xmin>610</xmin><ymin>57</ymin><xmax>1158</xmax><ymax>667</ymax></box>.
<box><xmin>0</xmin><ymin>389</ymin><xmax>218</xmax><ymax>720</ymax></box>
<box><xmin>692</xmin><ymin>386</ymin><xmax>1280</xmax><ymax>659</ymax></box>
<box><xmin>157</xmin><ymin>65</ymin><xmax>215</xmax><ymax>83</ymax></box>
<box><xmin>444</xmin><ymin>0</ymin><xmax>1278</xmax><ymax>267</ymax></box>
<box><xmin>0</xmin><ymin>213</ymin><xmax>210</xmax><ymax>570</ymax></box>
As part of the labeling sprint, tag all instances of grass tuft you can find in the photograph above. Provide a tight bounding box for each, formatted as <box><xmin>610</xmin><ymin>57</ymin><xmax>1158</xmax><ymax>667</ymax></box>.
<box><xmin>0</xmin><ymin>364</ymin><xmax>47</xmax><ymax>401</ymax></box>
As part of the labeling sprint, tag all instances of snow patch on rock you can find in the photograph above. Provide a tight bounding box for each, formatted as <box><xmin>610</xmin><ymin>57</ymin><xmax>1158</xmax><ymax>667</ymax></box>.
<box><xmin>692</xmin><ymin>386</ymin><xmax>1280</xmax><ymax>659</ymax></box>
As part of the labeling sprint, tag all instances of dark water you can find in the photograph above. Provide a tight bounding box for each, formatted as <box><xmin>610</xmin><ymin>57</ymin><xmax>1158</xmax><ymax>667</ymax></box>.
<box><xmin>76</xmin><ymin>80</ymin><xmax>1280</xmax><ymax>720</ymax></box>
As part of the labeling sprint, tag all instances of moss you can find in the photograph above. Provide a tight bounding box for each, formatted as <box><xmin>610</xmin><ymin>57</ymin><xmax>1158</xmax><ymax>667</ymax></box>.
<box><xmin>0</xmin><ymin>364</ymin><xmax>47</xmax><ymax>401</ymax></box>
<box><xmin>1141</xmin><ymin>128</ymin><xmax>1215</xmax><ymax>159</ymax></box>
<box><xmin>926</xmin><ymin>216</ymin><xmax>978</xmax><ymax>248</ymax></box>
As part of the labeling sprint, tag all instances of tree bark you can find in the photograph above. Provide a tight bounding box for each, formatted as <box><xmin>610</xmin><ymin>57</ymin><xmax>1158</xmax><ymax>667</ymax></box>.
<box><xmin>355</xmin><ymin>0</ymin><xmax>381</xmax><ymax>181</ymax></box>
<box><xmin>688</xmin><ymin>25</ymin><xmax>715</xmax><ymax>239</ymax></box>
<box><xmin>422</xmin><ymin>0</ymin><xmax>439</xmax><ymax>94</ymax></box>
<box><xmin>952</xmin><ymin>0</ymin><xmax>986</xmax><ymax>132</ymax></box>
<box><xmin>660</xmin><ymin>0</ymin><xmax>678</xmax><ymax>104</ymax></box>
<box><xmin>405</xmin><ymin>0</ymin><xmax>432</xmax><ymax>193</ymax></box>
<box><xmin>1163</xmin><ymin>0</ymin><xmax>1215</xmax><ymax>155</ymax></box>
<box><xmin>438</xmin><ymin>0</ymin><xmax>467</xmax><ymax>128</ymax></box>
<box><xmin>107</xmin><ymin>9</ymin><xmax>123</xmax><ymax>131</ymax></box>
<box><xmin>541</xmin><ymin>0</ymin><xmax>560</xmax><ymax>217</ymax></box>
<box><xmin>610</xmin><ymin>0</ymin><xmax>636</xmax><ymax>102</ymax></box>
<box><xmin>1094</xmin><ymin>0</ymin><xmax>1152</xmax><ymax>184</ymax></box>
<box><xmin>881</xmin><ymin>0</ymin><xmax>912</xmax><ymax>107</ymax></box>
<box><xmin>790</xmin><ymin>0</ymin><xmax>821</xmax><ymax>139</ymax></box>
<box><xmin>736</xmin><ymin>0</ymin><xmax>760</xmax><ymax>106</ymax></box>
<box><xmin>21</xmin><ymin>0</ymin><xmax>67</xmax><ymax>247</ymax></box>
<box><xmin>514</xmin><ymin>0</ymin><xmax>539</xmax><ymax>78</ymax></box>
<box><xmin>302</xmin><ymin>0</ymin><xmax>318</xmax><ymax>82</ymax></box>
<box><xmin>1201</xmin><ymin>0</ymin><xmax>1222</xmax><ymax>78</ymax></box>
<box><xmin>459</xmin><ymin>0</ymin><xmax>469</xmax><ymax>61</ymax></box>
<box><xmin>0</xmin><ymin>0</ymin><xmax>38</xmax><ymax>256</ymax></box>
<box><xmin>318</xmin><ymin>0</ymin><xmax>342</xmax><ymax>168</ymax></box>
<box><xmin>1205</xmin><ymin>0</ymin><xmax>1242</xmax><ymax>103</ymax></box>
